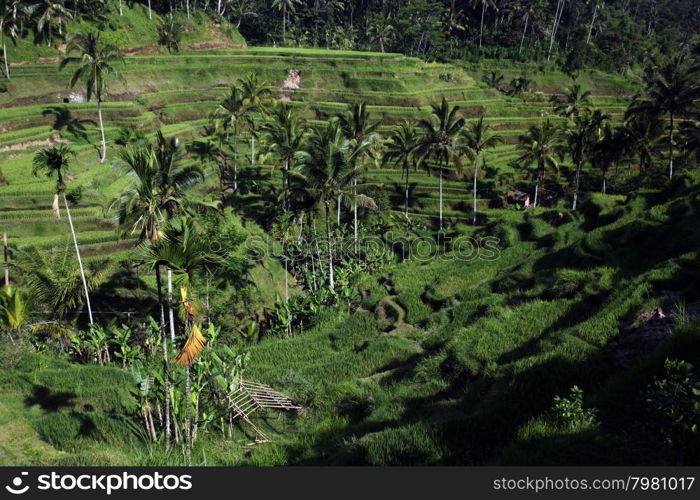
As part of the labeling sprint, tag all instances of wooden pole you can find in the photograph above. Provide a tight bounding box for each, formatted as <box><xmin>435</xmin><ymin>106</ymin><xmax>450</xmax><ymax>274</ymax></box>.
<box><xmin>3</xmin><ymin>232</ymin><xmax>8</xmax><ymax>286</ymax></box>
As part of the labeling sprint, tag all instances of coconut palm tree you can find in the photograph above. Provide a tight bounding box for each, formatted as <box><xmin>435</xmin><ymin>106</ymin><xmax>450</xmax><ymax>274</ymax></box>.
<box><xmin>518</xmin><ymin>0</ymin><xmax>541</xmax><ymax>55</ymax></box>
<box><xmin>295</xmin><ymin>121</ymin><xmax>376</xmax><ymax>290</ymax></box>
<box><xmin>552</xmin><ymin>83</ymin><xmax>592</xmax><ymax>119</ymax></box>
<box><xmin>483</xmin><ymin>70</ymin><xmax>505</xmax><ymax>92</ymax></box>
<box><xmin>590</xmin><ymin>122</ymin><xmax>618</xmax><ymax>194</ymax></box>
<box><xmin>337</xmin><ymin>101</ymin><xmax>380</xmax><ymax>253</ymax></box>
<box><xmin>0</xmin><ymin>0</ymin><xmax>25</xmax><ymax>79</ymax></box>
<box><xmin>29</xmin><ymin>0</ymin><xmax>72</xmax><ymax>48</ymax></box>
<box><xmin>680</xmin><ymin>120</ymin><xmax>700</xmax><ymax>167</ymax></box>
<box><xmin>626</xmin><ymin>55</ymin><xmax>700</xmax><ymax>179</ymax></box>
<box><xmin>516</xmin><ymin>120</ymin><xmax>561</xmax><ymax>208</ymax></box>
<box><xmin>385</xmin><ymin>120</ymin><xmax>422</xmax><ymax>219</ymax></box>
<box><xmin>114</xmin><ymin>134</ymin><xmax>204</xmax><ymax>447</ymax></box>
<box><xmin>508</xmin><ymin>74</ymin><xmax>533</xmax><ymax>97</ymax></box>
<box><xmin>59</xmin><ymin>31</ymin><xmax>125</xmax><ymax>164</ymax></box>
<box><xmin>472</xmin><ymin>0</ymin><xmax>497</xmax><ymax>49</ymax></box>
<box><xmin>32</xmin><ymin>144</ymin><xmax>95</xmax><ymax>324</ymax></box>
<box><xmin>32</xmin><ymin>143</ymin><xmax>70</xmax><ymax>219</ymax></box>
<box><xmin>214</xmin><ymin>84</ymin><xmax>250</xmax><ymax>191</ymax></box>
<box><xmin>272</xmin><ymin>0</ymin><xmax>300</xmax><ymax>43</ymax></box>
<box><xmin>367</xmin><ymin>14</ymin><xmax>394</xmax><ymax>53</ymax></box>
<box><xmin>261</xmin><ymin>102</ymin><xmax>307</xmax><ymax>211</ymax></box>
<box><xmin>616</xmin><ymin>112</ymin><xmax>664</xmax><ymax>183</ymax></box>
<box><xmin>461</xmin><ymin>117</ymin><xmax>502</xmax><ymax>225</ymax></box>
<box><xmin>416</xmin><ymin>98</ymin><xmax>465</xmax><ymax>230</ymax></box>
<box><xmin>238</xmin><ymin>72</ymin><xmax>272</xmax><ymax>167</ymax></box>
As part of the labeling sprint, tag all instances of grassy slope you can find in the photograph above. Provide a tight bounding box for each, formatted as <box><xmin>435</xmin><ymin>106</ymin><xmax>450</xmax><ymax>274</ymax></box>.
<box><xmin>2</xmin><ymin>174</ymin><xmax>699</xmax><ymax>465</ymax></box>
<box><xmin>5</xmin><ymin>19</ymin><xmax>695</xmax><ymax>465</ymax></box>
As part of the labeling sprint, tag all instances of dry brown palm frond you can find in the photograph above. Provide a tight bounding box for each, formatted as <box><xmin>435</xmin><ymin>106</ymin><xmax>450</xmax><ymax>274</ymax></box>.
<box><xmin>172</xmin><ymin>323</ymin><xmax>206</xmax><ymax>366</ymax></box>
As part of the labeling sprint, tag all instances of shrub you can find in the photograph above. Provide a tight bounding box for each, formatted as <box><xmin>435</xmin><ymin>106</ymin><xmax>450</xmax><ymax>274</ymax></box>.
<box><xmin>550</xmin><ymin>385</ymin><xmax>598</xmax><ymax>432</ymax></box>
<box><xmin>646</xmin><ymin>359</ymin><xmax>700</xmax><ymax>462</ymax></box>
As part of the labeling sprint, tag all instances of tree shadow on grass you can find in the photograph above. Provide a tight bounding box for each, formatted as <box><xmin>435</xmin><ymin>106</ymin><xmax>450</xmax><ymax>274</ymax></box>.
<box><xmin>25</xmin><ymin>385</ymin><xmax>76</xmax><ymax>412</ymax></box>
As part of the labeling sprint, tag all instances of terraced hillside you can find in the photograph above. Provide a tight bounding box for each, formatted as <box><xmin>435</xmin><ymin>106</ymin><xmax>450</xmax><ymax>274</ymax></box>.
<box><xmin>0</xmin><ymin>47</ymin><xmax>637</xmax><ymax>259</ymax></box>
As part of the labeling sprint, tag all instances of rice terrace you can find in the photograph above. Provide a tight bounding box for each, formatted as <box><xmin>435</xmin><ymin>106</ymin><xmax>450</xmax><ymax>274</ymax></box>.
<box><xmin>0</xmin><ymin>0</ymin><xmax>699</xmax><ymax>468</ymax></box>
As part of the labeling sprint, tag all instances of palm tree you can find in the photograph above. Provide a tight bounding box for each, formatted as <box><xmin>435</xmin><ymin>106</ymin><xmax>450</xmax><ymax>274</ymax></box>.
<box><xmin>509</xmin><ymin>75</ymin><xmax>533</xmax><ymax>97</ymax></box>
<box><xmin>60</xmin><ymin>31</ymin><xmax>125</xmax><ymax>164</ymax></box>
<box><xmin>214</xmin><ymin>84</ymin><xmax>250</xmax><ymax>191</ymax></box>
<box><xmin>32</xmin><ymin>143</ymin><xmax>70</xmax><ymax>219</ymax></box>
<box><xmin>562</xmin><ymin>110</ymin><xmax>608</xmax><ymax>209</ymax></box>
<box><xmin>518</xmin><ymin>0</ymin><xmax>540</xmax><ymax>55</ymax></box>
<box><xmin>158</xmin><ymin>13</ymin><xmax>185</xmax><ymax>54</ymax></box>
<box><xmin>136</xmin><ymin>216</ymin><xmax>222</xmax><ymax>460</ymax></box>
<box><xmin>0</xmin><ymin>0</ymin><xmax>25</xmax><ymax>79</ymax></box>
<box><xmin>472</xmin><ymin>0</ymin><xmax>497</xmax><ymax>49</ymax></box>
<box><xmin>271</xmin><ymin>0</ymin><xmax>300</xmax><ymax>43</ymax></box>
<box><xmin>517</xmin><ymin>120</ymin><xmax>560</xmax><ymax>208</ymax></box>
<box><xmin>680</xmin><ymin>120</ymin><xmax>700</xmax><ymax>168</ymax></box>
<box><xmin>385</xmin><ymin>120</ymin><xmax>421</xmax><ymax>219</ymax></box>
<box><xmin>616</xmin><ymin>112</ymin><xmax>664</xmax><ymax>183</ymax></box>
<box><xmin>337</xmin><ymin>101</ymin><xmax>380</xmax><ymax>253</ymax></box>
<box><xmin>261</xmin><ymin>102</ymin><xmax>307</xmax><ymax>211</ymax></box>
<box><xmin>367</xmin><ymin>14</ymin><xmax>394</xmax><ymax>53</ymax></box>
<box><xmin>295</xmin><ymin>122</ymin><xmax>376</xmax><ymax>289</ymax></box>
<box><xmin>32</xmin><ymin>145</ymin><xmax>94</xmax><ymax>324</ymax></box>
<box><xmin>483</xmin><ymin>70</ymin><xmax>505</xmax><ymax>92</ymax></box>
<box><xmin>29</xmin><ymin>0</ymin><xmax>72</xmax><ymax>48</ymax></box>
<box><xmin>0</xmin><ymin>285</ymin><xmax>27</xmax><ymax>342</ymax></box>
<box><xmin>552</xmin><ymin>83</ymin><xmax>592</xmax><ymax>119</ymax></box>
<box><xmin>416</xmin><ymin>98</ymin><xmax>465</xmax><ymax>230</ymax></box>
<box><xmin>627</xmin><ymin>55</ymin><xmax>700</xmax><ymax>179</ymax></box>
<box><xmin>238</xmin><ymin>72</ymin><xmax>272</xmax><ymax>168</ymax></box>
<box><xmin>19</xmin><ymin>246</ymin><xmax>109</xmax><ymax>323</ymax></box>
<box><xmin>590</xmin><ymin>122</ymin><xmax>618</xmax><ymax>194</ymax></box>
<box><xmin>461</xmin><ymin>117</ymin><xmax>502</xmax><ymax>225</ymax></box>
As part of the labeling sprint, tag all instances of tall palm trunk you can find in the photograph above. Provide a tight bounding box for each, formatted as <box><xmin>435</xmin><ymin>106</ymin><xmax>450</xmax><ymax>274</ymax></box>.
<box><xmin>472</xmin><ymin>157</ymin><xmax>479</xmax><ymax>226</ymax></box>
<box><xmin>324</xmin><ymin>204</ymin><xmax>334</xmax><ymax>290</ymax></box>
<box><xmin>186</xmin><ymin>0</ymin><xmax>190</xmax><ymax>18</ymax></box>
<box><xmin>251</xmin><ymin>135</ymin><xmax>255</xmax><ymax>165</ymax></box>
<box><xmin>282</xmin><ymin>5</ymin><xmax>287</xmax><ymax>42</ymax></box>
<box><xmin>2</xmin><ymin>34</ymin><xmax>10</xmax><ymax>80</ymax></box>
<box><xmin>64</xmin><ymin>194</ymin><xmax>93</xmax><ymax>325</ymax></box>
<box><xmin>404</xmin><ymin>163</ymin><xmax>410</xmax><ymax>218</ymax></box>
<box><xmin>337</xmin><ymin>196</ymin><xmax>341</xmax><ymax>225</ymax></box>
<box><xmin>167</xmin><ymin>268</ymin><xmax>176</xmax><ymax>344</ymax></box>
<box><xmin>119</xmin><ymin>0</ymin><xmax>123</xmax><ymax>16</ymax></box>
<box><xmin>586</xmin><ymin>3</ymin><xmax>598</xmax><ymax>44</ymax></box>
<box><xmin>52</xmin><ymin>193</ymin><xmax>61</xmax><ymax>218</ymax></box>
<box><xmin>148</xmin><ymin>0</ymin><xmax>153</xmax><ymax>19</ymax></box>
<box><xmin>184</xmin><ymin>364</ymin><xmax>192</xmax><ymax>462</ymax></box>
<box><xmin>572</xmin><ymin>159</ymin><xmax>583</xmax><ymax>210</ymax></box>
<box><xmin>155</xmin><ymin>265</ymin><xmax>171</xmax><ymax>447</ymax></box>
<box><xmin>479</xmin><ymin>3</ymin><xmax>486</xmax><ymax>49</ymax></box>
<box><xmin>438</xmin><ymin>168</ymin><xmax>443</xmax><ymax>230</ymax></box>
<box><xmin>533</xmin><ymin>165</ymin><xmax>542</xmax><ymax>208</ymax></box>
<box><xmin>97</xmin><ymin>99</ymin><xmax>107</xmax><ymax>164</ymax></box>
<box><xmin>519</xmin><ymin>14</ymin><xmax>529</xmax><ymax>55</ymax></box>
<box><xmin>353</xmin><ymin>178</ymin><xmax>358</xmax><ymax>256</ymax></box>
<box><xmin>668</xmin><ymin>113</ymin><xmax>674</xmax><ymax>179</ymax></box>
<box><xmin>548</xmin><ymin>0</ymin><xmax>565</xmax><ymax>61</ymax></box>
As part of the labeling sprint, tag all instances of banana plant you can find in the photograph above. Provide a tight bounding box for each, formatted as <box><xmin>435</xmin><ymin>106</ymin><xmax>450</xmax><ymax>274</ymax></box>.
<box><xmin>111</xmin><ymin>324</ymin><xmax>142</xmax><ymax>369</ymax></box>
<box><xmin>84</xmin><ymin>323</ymin><xmax>110</xmax><ymax>365</ymax></box>
<box><xmin>130</xmin><ymin>360</ymin><xmax>157</xmax><ymax>442</ymax></box>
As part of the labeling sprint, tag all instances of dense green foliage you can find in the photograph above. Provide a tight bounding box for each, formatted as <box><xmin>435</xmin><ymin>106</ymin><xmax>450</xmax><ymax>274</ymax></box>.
<box><xmin>0</xmin><ymin>0</ymin><xmax>699</xmax><ymax>468</ymax></box>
